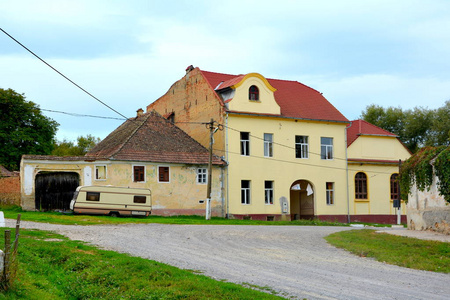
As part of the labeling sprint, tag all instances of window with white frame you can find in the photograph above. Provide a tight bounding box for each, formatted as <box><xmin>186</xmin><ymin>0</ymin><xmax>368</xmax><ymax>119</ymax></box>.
<box><xmin>240</xmin><ymin>132</ymin><xmax>250</xmax><ymax>156</ymax></box>
<box><xmin>158</xmin><ymin>166</ymin><xmax>170</xmax><ymax>183</ymax></box>
<box><xmin>95</xmin><ymin>165</ymin><xmax>107</xmax><ymax>180</ymax></box>
<box><xmin>321</xmin><ymin>137</ymin><xmax>333</xmax><ymax>160</ymax></box>
<box><xmin>241</xmin><ymin>180</ymin><xmax>251</xmax><ymax>204</ymax></box>
<box><xmin>265</xmin><ymin>181</ymin><xmax>274</xmax><ymax>205</ymax></box>
<box><xmin>326</xmin><ymin>182</ymin><xmax>334</xmax><ymax>205</ymax></box>
<box><xmin>197</xmin><ymin>168</ymin><xmax>207</xmax><ymax>184</ymax></box>
<box><xmin>295</xmin><ymin>135</ymin><xmax>309</xmax><ymax>159</ymax></box>
<box><xmin>264</xmin><ymin>133</ymin><xmax>273</xmax><ymax>157</ymax></box>
<box><xmin>133</xmin><ymin>165</ymin><xmax>145</xmax><ymax>182</ymax></box>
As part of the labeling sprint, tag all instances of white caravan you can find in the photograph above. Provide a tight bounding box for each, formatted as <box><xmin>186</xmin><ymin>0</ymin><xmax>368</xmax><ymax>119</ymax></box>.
<box><xmin>70</xmin><ymin>186</ymin><xmax>152</xmax><ymax>217</ymax></box>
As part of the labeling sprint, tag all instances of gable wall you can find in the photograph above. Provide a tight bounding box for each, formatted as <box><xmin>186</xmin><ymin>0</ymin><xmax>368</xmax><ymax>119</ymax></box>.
<box><xmin>147</xmin><ymin>69</ymin><xmax>226</xmax><ymax>155</ymax></box>
<box><xmin>348</xmin><ymin>136</ymin><xmax>411</xmax><ymax>160</ymax></box>
<box><xmin>228</xmin><ymin>76</ymin><xmax>280</xmax><ymax>115</ymax></box>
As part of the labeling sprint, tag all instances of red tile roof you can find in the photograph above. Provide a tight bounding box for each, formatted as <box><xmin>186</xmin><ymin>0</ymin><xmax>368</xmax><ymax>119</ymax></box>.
<box><xmin>86</xmin><ymin>111</ymin><xmax>224</xmax><ymax>165</ymax></box>
<box><xmin>200</xmin><ymin>69</ymin><xmax>349</xmax><ymax>123</ymax></box>
<box><xmin>347</xmin><ymin>119</ymin><xmax>397</xmax><ymax>146</ymax></box>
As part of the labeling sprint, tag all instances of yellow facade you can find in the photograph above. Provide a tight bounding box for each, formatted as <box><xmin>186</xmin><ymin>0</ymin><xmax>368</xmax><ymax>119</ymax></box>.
<box><xmin>347</xmin><ymin>135</ymin><xmax>411</xmax><ymax>221</ymax></box>
<box><xmin>225</xmin><ymin>114</ymin><xmax>349</xmax><ymax>219</ymax></box>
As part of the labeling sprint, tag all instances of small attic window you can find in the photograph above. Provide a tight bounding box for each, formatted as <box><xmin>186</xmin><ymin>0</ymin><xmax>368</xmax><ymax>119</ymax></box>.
<box><xmin>249</xmin><ymin>85</ymin><xmax>259</xmax><ymax>101</ymax></box>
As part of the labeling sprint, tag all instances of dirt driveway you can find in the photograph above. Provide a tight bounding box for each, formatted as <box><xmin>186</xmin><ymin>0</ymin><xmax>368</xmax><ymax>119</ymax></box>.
<box><xmin>12</xmin><ymin>221</ymin><xmax>450</xmax><ymax>299</ymax></box>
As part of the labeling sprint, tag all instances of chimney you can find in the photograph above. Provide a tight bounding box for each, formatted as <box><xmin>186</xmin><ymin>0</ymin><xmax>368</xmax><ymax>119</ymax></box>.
<box><xmin>185</xmin><ymin>65</ymin><xmax>194</xmax><ymax>74</ymax></box>
<box><xmin>136</xmin><ymin>108</ymin><xmax>144</xmax><ymax>117</ymax></box>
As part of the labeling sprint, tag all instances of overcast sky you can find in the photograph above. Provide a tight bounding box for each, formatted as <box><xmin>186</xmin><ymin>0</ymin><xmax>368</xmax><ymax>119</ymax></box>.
<box><xmin>1</xmin><ymin>0</ymin><xmax>449</xmax><ymax>142</ymax></box>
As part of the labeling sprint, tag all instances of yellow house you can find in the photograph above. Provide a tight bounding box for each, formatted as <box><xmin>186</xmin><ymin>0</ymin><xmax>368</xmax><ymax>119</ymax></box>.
<box><xmin>148</xmin><ymin>67</ymin><xmax>353</xmax><ymax>221</ymax></box>
<box><xmin>20</xmin><ymin>111</ymin><xmax>226</xmax><ymax>216</ymax></box>
<box><xmin>347</xmin><ymin>120</ymin><xmax>411</xmax><ymax>223</ymax></box>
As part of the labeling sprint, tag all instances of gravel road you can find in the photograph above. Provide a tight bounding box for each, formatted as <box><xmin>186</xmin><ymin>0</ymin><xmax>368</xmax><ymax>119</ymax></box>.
<box><xmin>9</xmin><ymin>220</ymin><xmax>450</xmax><ymax>300</ymax></box>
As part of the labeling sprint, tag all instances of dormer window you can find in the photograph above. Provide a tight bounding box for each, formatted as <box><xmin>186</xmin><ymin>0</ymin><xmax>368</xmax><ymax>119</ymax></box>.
<box><xmin>249</xmin><ymin>85</ymin><xmax>259</xmax><ymax>101</ymax></box>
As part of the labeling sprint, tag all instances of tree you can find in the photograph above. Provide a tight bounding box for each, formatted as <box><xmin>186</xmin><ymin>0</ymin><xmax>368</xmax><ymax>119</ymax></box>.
<box><xmin>428</xmin><ymin>100</ymin><xmax>450</xmax><ymax>147</ymax></box>
<box><xmin>0</xmin><ymin>88</ymin><xmax>58</xmax><ymax>171</ymax></box>
<box><xmin>52</xmin><ymin>135</ymin><xmax>100</xmax><ymax>156</ymax></box>
<box><xmin>361</xmin><ymin>102</ymin><xmax>448</xmax><ymax>153</ymax></box>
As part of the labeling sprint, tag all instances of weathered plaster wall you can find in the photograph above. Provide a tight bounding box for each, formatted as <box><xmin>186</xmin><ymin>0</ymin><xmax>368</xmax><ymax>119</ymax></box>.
<box><xmin>147</xmin><ymin>68</ymin><xmax>226</xmax><ymax>156</ymax></box>
<box><xmin>20</xmin><ymin>157</ymin><xmax>225</xmax><ymax>216</ymax></box>
<box><xmin>407</xmin><ymin>178</ymin><xmax>449</xmax><ymax>234</ymax></box>
<box><xmin>0</xmin><ymin>176</ymin><xmax>20</xmax><ymax>205</ymax></box>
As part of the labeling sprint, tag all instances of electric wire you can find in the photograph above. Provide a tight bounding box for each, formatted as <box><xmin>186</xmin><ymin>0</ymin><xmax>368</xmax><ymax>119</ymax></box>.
<box><xmin>0</xmin><ymin>27</ymin><xmax>129</xmax><ymax>120</ymax></box>
<box><xmin>42</xmin><ymin>109</ymin><xmax>124</xmax><ymax>120</ymax></box>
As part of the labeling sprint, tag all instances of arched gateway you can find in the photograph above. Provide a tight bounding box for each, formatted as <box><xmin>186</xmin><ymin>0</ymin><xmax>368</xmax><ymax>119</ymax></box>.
<box><xmin>290</xmin><ymin>180</ymin><xmax>315</xmax><ymax>220</ymax></box>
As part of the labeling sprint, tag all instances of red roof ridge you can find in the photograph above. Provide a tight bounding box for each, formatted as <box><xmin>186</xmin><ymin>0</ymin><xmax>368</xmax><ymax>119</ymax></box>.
<box><xmin>351</xmin><ymin>119</ymin><xmax>397</xmax><ymax>137</ymax></box>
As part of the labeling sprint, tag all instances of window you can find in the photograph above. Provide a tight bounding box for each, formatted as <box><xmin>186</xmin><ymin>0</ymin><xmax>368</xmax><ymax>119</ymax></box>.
<box><xmin>265</xmin><ymin>181</ymin><xmax>274</xmax><ymax>205</ymax></box>
<box><xmin>95</xmin><ymin>165</ymin><xmax>107</xmax><ymax>180</ymax></box>
<box><xmin>240</xmin><ymin>132</ymin><xmax>250</xmax><ymax>156</ymax></box>
<box><xmin>295</xmin><ymin>135</ymin><xmax>309</xmax><ymax>159</ymax></box>
<box><xmin>133</xmin><ymin>166</ymin><xmax>145</xmax><ymax>182</ymax></box>
<box><xmin>390</xmin><ymin>173</ymin><xmax>399</xmax><ymax>200</ymax></box>
<box><xmin>264</xmin><ymin>133</ymin><xmax>273</xmax><ymax>157</ymax></box>
<box><xmin>249</xmin><ymin>85</ymin><xmax>259</xmax><ymax>101</ymax></box>
<box><xmin>197</xmin><ymin>168</ymin><xmax>207</xmax><ymax>184</ymax></box>
<box><xmin>241</xmin><ymin>180</ymin><xmax>251</xmax><ymax>204</ymax></box>
<box><xmin>86</xmin><ymin>192</ymin><xmax>100</xmax><ymax>201</ymax></box>
<box><xmin>158</xmin><ymin>166</ymin><xmax>170</xmax><ymax>182</ymax></box>
<box><xmin>355</xmin><ymin>172</ymin><xmax>368</xmax><ymax>199</ymax></box>
<box><xmin>134</xmin><ymin>195</ymin><xmax>146</xmax><ymax>204</ymax></box>
<box><xmin>326</xmin><ymin>182</ymin><xmax>334</xmax><ymax>205</ymax></box>
<box><xmin>167</xmin><ymin>112</ymin><xmax>175</xmax><ymax>123</ymax></box>
<box><xmin>321</xmin><ymin>137</ymin><xmax>333</xmax><ymax>160</ymax></box>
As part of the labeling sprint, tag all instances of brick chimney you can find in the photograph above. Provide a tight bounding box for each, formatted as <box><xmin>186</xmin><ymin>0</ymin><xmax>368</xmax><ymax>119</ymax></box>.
<box><xmin>136</xmin><ymin>108</ymin><xmax>144</xmax><ymax>117</ymax></box>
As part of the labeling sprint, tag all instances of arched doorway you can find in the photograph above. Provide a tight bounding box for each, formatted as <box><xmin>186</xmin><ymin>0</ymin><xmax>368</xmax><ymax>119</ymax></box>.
<box><xmin>35</xmin><ymin>172</ymin><xmax>80</xmax><ymax>211</ymax></box>
<box><xmin>290</xmin><ymin>180</ymin><xmax>315</xmax><ymax>220</ymax></box>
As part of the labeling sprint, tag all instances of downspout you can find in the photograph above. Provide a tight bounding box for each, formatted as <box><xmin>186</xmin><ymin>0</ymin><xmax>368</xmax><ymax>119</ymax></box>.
<box><xmin>345</xmin><ymin>122</ymin><xmax>352</xmax><ymax>224</ymax></box>
<box><xmin>225</xmin><ymin>113</ymin><xmax>230</xmax><ymax>219</ymax></box>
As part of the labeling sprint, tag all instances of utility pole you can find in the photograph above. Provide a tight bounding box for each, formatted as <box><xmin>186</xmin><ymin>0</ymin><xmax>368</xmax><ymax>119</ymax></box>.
<box><xmin>397</xmin><ymin>159</ymin><xmax>402</xmax><ymax>225</ymax></box>
<box><xmin>204</xmin><ymin>119</ymin><xmax>223</xmax><ymax>220</ymax></box>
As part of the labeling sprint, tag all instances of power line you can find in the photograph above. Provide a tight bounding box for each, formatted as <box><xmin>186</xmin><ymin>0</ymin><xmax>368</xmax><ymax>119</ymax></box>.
<box><xmin>0</xmin><ymin>27</ymin><xmax>129</xmax><ymax>120</ymax></box>
<box><xmin>42</xmin><ymin>109</ymin><xmax>124</xmax><ymax>120</ymax></box>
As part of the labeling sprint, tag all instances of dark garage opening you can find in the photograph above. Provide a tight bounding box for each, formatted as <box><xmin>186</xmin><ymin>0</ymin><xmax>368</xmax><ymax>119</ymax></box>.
<box><xmin>35</xmin><ymin>172</ymin><xmax>80</xmax><ymax>211</ymax></box>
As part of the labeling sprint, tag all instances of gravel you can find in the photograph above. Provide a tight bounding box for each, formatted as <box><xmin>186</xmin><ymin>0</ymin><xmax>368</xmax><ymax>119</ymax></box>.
<box><xmin>7</xmin><ymin>220</ymin><xmax>450</xmax><ymax>300</ymax></box>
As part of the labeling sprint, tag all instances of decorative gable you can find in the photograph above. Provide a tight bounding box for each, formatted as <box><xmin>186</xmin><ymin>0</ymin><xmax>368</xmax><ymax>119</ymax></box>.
<box><xmin>216</xmin><ymin>73</ymin><xmax>281</xmax><ymax>115</ymax></box>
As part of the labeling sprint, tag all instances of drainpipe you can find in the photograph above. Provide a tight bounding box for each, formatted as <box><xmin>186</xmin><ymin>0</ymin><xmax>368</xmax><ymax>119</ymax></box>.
<box><xmin>345</xmin><ymin>122</ymin><xmax>352</xmax><ymax>224</ymax></box>
<box><xmin>225</xmin><ymin>113</ymin><xmax>230</xmax><ymax>219</ymax></box>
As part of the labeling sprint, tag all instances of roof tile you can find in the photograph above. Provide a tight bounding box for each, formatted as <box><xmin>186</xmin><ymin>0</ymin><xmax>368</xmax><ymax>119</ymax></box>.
<box><xmin>200</xmin><ymin>70</ymin><xmax>348</xmax><ymax>122</ymax></box>
<box><xmin>86</xmin><ymin>111</ymin><xmax>224</xmax><ymax>165</ymax></box>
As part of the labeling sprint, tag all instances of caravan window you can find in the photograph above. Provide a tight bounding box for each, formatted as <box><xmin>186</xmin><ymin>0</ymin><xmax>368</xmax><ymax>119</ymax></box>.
<box><xmin>134</xmin><ymin>195</ymin><xmax>146</xmax><ymax>203</ymax></box>
<box><xmin>86</xmin><ymin>192</ymin><xmax>100</xmax><ymax>201</ymax></box>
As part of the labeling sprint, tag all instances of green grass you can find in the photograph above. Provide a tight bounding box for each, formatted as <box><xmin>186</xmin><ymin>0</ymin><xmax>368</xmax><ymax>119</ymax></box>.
<box><xmin>325</xmin><ymin>229</ymin><xmax>450</xmax><ymax>273</ymax></box>
<box><xmin>0</xmin><ymin>228</ymin><xmax>285</xmax><ymax>299</ymax></box>
<box><xmin>1</xmin><ymin>205</ymin><xmax>346</xmax><ymax>227</ymax></box>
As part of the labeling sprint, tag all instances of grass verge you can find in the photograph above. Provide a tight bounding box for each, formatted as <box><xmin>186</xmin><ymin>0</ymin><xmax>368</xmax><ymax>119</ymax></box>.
<box><xmin>0</xmin><ymin>228</ymin><xmax>285</xmax><ymax>299</ymax></box>
<box><xmin>325</xmin><ymin>229</ymin><xmax>450</xmax><ymax>273</ymax></box>
<box><xmin>1</xmin><ymin>205</ymin><xmax>345</xmax><ymax>226</ymax></box>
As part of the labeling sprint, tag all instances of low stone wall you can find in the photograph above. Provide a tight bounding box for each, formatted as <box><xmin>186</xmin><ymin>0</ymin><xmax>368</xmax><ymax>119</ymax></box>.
<box><xmin>407</xmin><ymin>207</ymin><xmax>450</xmax><ymax>234</ymax></box>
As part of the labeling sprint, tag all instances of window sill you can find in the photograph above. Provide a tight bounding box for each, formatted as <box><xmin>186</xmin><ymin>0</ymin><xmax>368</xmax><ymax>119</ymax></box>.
<box><xmin>354</xmin><ymin>199</ymin><xmax>369</xmax><ymax>202</ymax></box>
